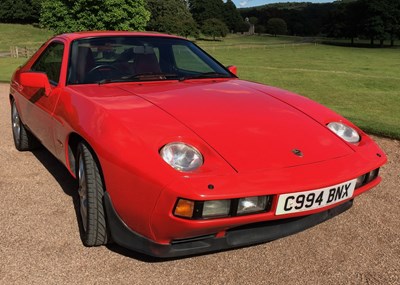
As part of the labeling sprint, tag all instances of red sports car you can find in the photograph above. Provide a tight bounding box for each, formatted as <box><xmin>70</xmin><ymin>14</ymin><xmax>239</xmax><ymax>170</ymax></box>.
<box><xmin>10</xmin><ymin>31</ymin><xmax>386</xmax><ymax>257</ymax></box>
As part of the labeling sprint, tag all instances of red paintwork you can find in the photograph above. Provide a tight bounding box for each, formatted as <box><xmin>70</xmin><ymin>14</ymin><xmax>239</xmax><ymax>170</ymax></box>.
<box><xmin>19</xmin><ymin>72</ymin><xmax>52</xmax><ymax>95</ymax></box>
<box><xmin>10</xmin><ymin>31</ymin><xmax>387</xmax><ymax>245</ymax></box>
<box><xmin>227</xmin><ymin>65</ymin><xmax>237</xmax><ymax>75</ymax></box>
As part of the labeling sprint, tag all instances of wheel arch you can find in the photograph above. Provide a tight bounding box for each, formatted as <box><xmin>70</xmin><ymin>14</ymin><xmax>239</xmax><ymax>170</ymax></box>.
<box><xmin>67</xmin><ymin>132</ymin><xmax>82</xmax><ymax>178</ymax></box>
<box><xmin>66</xmin><ymin>133</ymin><xmax>105</xmax><ymax>187</ymax></box>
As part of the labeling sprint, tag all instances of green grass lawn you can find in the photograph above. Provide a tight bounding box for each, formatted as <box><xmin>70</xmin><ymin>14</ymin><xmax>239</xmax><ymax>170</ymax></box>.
<box><xmin>0</xmin><ymin>23</ymin><xmax>53</xmax><ymax>51</ymax></box>
<box><xmin>196</xmin><ymin>34</ymin><xmax>303</xmax><ymax>47</ymax></box>
<box><xmin>0</xmin><ymin>28</ymin><xmax>398</xmax><ymax>139</ymax></box>
<box><xmin>0</xmin><ymin>57</ymin><xmax>26</xmax><ymax>81</ymax></box>
<box><xmin>0</xmin><ymin>24</ymin><xmax>53</xmax><ymax>82</ymax></box>
<box><xmin>198</xmin><ymin>40</ymin><xmax>400</xmax><ymax>139</ymax></box>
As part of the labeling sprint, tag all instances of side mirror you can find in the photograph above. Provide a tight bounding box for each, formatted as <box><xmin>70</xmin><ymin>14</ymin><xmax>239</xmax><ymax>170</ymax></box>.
<box><xmin>227</xmin><ymin>65</ymin><xmax>237</xmax><ymax>76</ymax></box>
<box><xmin>20</xmin><ymin>72</ymin><xmax>52</xmax><ymax>96</ymax></box>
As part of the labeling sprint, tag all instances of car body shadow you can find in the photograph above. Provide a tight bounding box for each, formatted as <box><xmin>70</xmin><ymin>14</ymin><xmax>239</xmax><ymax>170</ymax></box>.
<box><xmin>30</xmin><ymin>147</ymin><xmax>165</xmax><ymax>263</ymax></box>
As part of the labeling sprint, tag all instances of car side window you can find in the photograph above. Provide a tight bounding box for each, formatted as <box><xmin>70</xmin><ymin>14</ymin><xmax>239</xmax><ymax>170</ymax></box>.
<box><xmin>31</xmin><ymin>42</ymin><xmax>64</xmax><ymax>85</ymax></box>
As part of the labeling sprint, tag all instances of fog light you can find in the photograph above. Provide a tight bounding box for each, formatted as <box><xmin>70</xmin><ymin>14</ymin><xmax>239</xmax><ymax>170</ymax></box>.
<box><xmin>355</xmin><ymin>174</ymin><xmax>367</xmax><ymax>189</ymax></box>
<box><xmin>237</xmin><ymin>196</ymin><xmax>267</xmax><ymax>215</ymax></box>
<box><xmin>203</xmin><ymin>200</ymin><xmax>230</xmax><ymax>218</ymax></box>
<box><xmin>174</xmin><ymin>199</ymin><xmax>194</xmax><ymax>218</ymax></box>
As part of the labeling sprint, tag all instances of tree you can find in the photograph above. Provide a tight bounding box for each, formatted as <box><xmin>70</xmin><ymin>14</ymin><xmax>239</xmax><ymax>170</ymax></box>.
<box><xmin>360</xmin><ymin>0</ymin><xmax>386</xmax><ymax>46</ymax></box>
<box><xmin>146</xmin><ymin>0</ymin><xmax>198</xmax><ymax>37</ymax></box>
<box><xmin>359</xmin><ymin>0</ymin><xmax>400</xmax><ymax>46</ymax></box>
<box><xmin>237</xmin><ymin>0</ymin><xmax>400</xmax><ymax>44</ymax></box>
<box><xmin>343</xmin><ymin>0</ymin><xmax>366</xmax><ymax>45</ymax></box>
<box><xmin>248</xmin><ymin>17</ymin><xmax>258</xmax><ymax>26</ymax></box>
<box><xmin>323</xmin><ymin>2</ymin><xmax>346</xmax><ymax>38</ymax></box>
<box><xmin>180</xmin><ymin>18</ymin><xmax>200</xmax><ymax>38</ymax></box>
<box><xmin>256</xmin><ymin>25</ymin><xmax>266</xmax><ymax>34</ymax></box>
<box><xmin>40</xmin><ymin>0</ymin><xmax>150</xmax><ymax>34</ymax></box>
<box><xmin>266</xmin><ymin>18</ymin><xmax>287</xmax><ymax>36</ymax></box>
<box><xmin>201</xmin><ymin>18</ymin><xmax>228</xmax><ymax>40</ymax></box>
<box><xmin>292</xmin><ymin>22</ymin><xmax>305</xmax><ymax>36</ymax></box>
<box><xmin>189</xmin><ymin>0</ymin><xmax>224</xmax><ymax>26</ymax></box>
<box><xmin>323</xmin><ymin>1</ymin><xmax>365</xmax><ymax>44</ymax></box>
<box><xmin>364</xmin><ymin>16</ymin><xmax>385</xmax><ymax>46</ymax></box>
<box><xmin>0</xmin><ymin>0</ymin><xmax>41</xmax><ymax>23</ymax></box>
<box><xmin>223</xmin><ymin>0</ymin><xmax>243</xmax><ymax>32</ymax></box>
<box><xmin>237</xmin><ymin>21</ymin><xmax>250</xmax><ymax>33</ymax></box>
<box><xmin>382</xmin><ymin>0</ymin><xmax>400</xmax><ymax>46</ymax></box>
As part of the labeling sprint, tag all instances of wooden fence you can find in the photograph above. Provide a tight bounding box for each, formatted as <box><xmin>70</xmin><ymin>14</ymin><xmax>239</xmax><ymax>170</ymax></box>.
<box><xmin>7</xmin><ymin>46</ymin><xmax>35</xmax><ymax>58</ymax></box>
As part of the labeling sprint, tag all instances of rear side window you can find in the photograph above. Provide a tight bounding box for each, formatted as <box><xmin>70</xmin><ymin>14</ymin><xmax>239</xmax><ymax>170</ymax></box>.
<box><xmin>31</xmin><ymin>42</ymin><xmax>64</xmax><ymax>85</ymax></box>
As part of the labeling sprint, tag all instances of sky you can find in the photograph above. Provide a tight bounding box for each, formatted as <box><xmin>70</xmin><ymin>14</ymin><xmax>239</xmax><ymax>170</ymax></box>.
<box><xmin>232</xmin><ymin>0</ymin><xmax>334</xmax><ymax>8</ymax></box>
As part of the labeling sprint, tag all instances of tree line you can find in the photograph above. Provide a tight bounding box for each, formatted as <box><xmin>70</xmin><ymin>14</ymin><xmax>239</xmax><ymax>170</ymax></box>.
<box><xmin>241</xmin><ymin>0</ymin><xmax>400</xmax><ymax>46</ymax></box>
<box><xmin>1</xmin><ymin>0</ymin><xmax>399</xmax><ymax>46</ymax></box>
<box><xmin>0</xmin><ymin>0</ymin><xmax>245</xmax><ymax>40</ymax></box>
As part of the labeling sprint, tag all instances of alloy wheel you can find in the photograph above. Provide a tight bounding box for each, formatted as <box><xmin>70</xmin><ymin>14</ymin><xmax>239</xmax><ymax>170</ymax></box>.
<box><xmin>11</xmin><ymin>103</ymin><xmax>21</xmax><ymax>145</ymax></box>
<box><xmin>78</xmin><ymin>154</ymin><xmax>88</xmax><ymax>232</ymax></box>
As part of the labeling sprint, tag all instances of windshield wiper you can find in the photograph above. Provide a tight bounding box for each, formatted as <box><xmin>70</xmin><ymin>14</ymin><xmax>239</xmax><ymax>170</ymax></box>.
<box><xmin>98</xmin><ymin>72</ymin><xmax>178</xmax><ymax>85</ymax></box>
<box><xmin>98</xmin><ymin>71</ymin><xmax>230</xmax><ymax>84</ymax></box>
<box><xmin>125</xmin><ymin>72</ymin><xmax>173</xmax><ymax>80</ymax></box>
<box><xmin>179</xmin><ymin>72</ymin><xmax>231</xmax><ymax>81</ymax></box>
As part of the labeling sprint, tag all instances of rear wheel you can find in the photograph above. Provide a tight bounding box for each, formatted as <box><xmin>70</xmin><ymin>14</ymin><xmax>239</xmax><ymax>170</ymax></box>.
<box><xmin>11</xmin><ymin>100</ymin><xmax>39</xmax><ymax>151</ymax></box>
<box><xmin>77</xmin><ymin>142</ymin><xmax>108</xmax><ymax>246</ymax></box>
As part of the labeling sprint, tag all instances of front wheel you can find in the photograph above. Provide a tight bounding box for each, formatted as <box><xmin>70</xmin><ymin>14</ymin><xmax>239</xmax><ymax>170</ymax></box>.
<box><xmin>11</xmin><ymin>100</ymin><xmax>39</xmax><ymax>151</ymax></box>
<box><xmin>77</xmin><ymin>142</ymin><xmax>108</xmax><ymax>246</ymax></box>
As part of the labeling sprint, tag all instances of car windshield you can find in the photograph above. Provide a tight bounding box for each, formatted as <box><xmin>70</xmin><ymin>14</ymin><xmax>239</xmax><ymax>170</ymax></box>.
<box><xmin>67</xmin><ymin>36</ymin><xmax>233</xmax><ymax>85</ymax></box>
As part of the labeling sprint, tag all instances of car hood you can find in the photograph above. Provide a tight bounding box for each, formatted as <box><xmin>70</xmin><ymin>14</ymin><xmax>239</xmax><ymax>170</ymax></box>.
<box><xmin>114</xmin><ymin>79</ymin><xmax>353</xmax><ymax>172</ymax></box>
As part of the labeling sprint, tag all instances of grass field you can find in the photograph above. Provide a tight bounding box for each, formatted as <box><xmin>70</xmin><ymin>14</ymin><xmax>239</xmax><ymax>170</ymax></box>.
<box><xmin>0</xmin><ymin>25</ymin><xmax>398</xmax><ymax>139</ymax></box>
<box><xmin>0</xmin><ymin>24</ymin><xmax>53</xmax><ymax>82</ymax></box>
<box><xmin>0</xmin><ymin>23</ymin><xmax>53</xmax><ymax>51</ymax></box>
<box><xmin>197</xmin><ymin>37</ymin><xmax>400</xmax><ymax>139</ymax></box>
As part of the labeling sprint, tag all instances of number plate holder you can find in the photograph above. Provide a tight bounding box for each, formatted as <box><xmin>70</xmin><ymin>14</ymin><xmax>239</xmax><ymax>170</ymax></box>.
<box><xmin>276</xmin><ymin>179</ymin><xmax>357</xmax><ymax>215</ymax></box>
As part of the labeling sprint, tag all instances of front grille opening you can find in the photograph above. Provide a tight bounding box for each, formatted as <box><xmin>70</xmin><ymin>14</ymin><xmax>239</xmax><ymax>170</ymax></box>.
<box><xmin>171</xmin><ymin>234</ymin><xmax>215</xmax><ymax>245</ymax></box>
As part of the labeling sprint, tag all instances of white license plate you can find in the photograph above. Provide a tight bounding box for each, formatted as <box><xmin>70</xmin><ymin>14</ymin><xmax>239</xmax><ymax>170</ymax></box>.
<box><xmin>276</xmin><ymin>179</ymin><xmax>357</xmax><ymax>215</ymax></box>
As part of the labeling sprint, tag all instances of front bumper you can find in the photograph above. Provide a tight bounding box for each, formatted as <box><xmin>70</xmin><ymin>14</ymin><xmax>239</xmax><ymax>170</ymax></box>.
<box><xmin>105</xmin><ymin>192</ymin><xmax>353</xmax><ymax>258</ymax></box>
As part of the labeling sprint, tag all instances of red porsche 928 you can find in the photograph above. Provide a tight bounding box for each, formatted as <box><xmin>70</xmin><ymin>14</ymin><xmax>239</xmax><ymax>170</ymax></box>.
<box><xmin>10</xmin><ymin>31</ymin><xmax>386</xmax><ymax>257</ymax></box>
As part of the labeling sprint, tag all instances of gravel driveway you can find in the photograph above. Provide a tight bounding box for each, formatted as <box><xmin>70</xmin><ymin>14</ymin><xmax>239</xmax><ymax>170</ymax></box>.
<box><xmin>0</xmin><ymin>83</ymin><xmax>399</xmax><ymax>285</ymax></box>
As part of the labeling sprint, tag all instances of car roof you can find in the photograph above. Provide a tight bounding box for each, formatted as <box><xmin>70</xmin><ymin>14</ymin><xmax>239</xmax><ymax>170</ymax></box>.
<box><xmin>54</xmin><ymin>31</ymin><xmax>185</xmax><ymax>42</ymax></box>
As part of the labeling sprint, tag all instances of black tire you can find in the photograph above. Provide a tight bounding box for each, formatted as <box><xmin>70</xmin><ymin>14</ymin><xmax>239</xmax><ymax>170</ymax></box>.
<box><xmin>11</xmin><ymin>100</ymin><xmax>40</xmax><ymax>151</ymax></box>
<box><xmin>77</xmin><ymin>142</ymin><xmax>108</xmax><ymax>246</ymax></box>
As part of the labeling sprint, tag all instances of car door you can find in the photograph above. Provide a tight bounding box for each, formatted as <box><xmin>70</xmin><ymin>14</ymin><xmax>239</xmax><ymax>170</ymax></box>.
<box><xmin>19</xmin><ymin>41</ymin><xmax>65</xmax><ymax>155</ymax></box>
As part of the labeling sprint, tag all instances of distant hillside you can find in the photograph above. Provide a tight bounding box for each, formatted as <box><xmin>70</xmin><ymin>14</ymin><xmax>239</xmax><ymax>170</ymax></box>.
<box><xmin>239</xmin><ymin>2</ymin><xmax>337</xmax><ymax>36</ymax></box>
<box><xmin>239</xmin><ymin>0</ymin><xmax>357</xmax><ymax>12</ymax></box>
<box><xmin>240</xmin><ymin>2</ymin><xmax>312</xmax><ymax>12</ymax></box>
